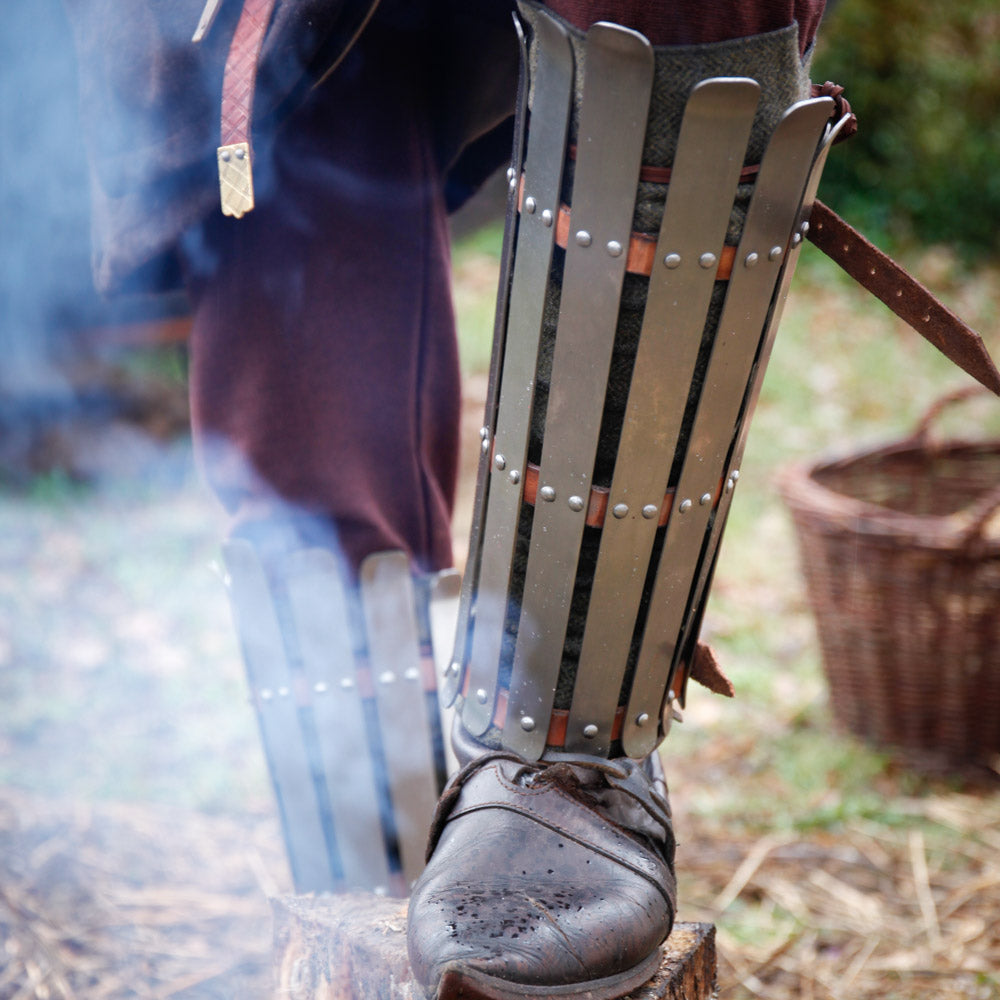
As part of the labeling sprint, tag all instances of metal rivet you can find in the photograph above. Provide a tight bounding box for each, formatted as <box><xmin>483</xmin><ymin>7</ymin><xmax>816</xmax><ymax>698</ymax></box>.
<box><xmin>481</xmin><ymin>438</ymin><xmax>489</xmax><ymax>453</ymax></box>
<box><xmin>405</xmin><ymin>667</ymin><xmax>420</xmax><ymax>682</ymax></box>
<box><xmin>663</xmin><ymin>253</ymin><xmax>682</xmax><ymax>269</ymax></box>
<box><xmin>495</xmin><ymin>454</ymin><xmax>506</xmax><ymax>470</ymax></box>
<box><xmin>792</xmin><ymin>233</ymin><xmax>802</xmax><ymax>247</ymax></box>
<box><xmin>221</xmin><ymin>150</ymin><xmax>231</xmax><ymax>162</ymax></box>
<box><xmin>509</xmin><ymin>469</ymin><xmax>520</xmax><ymax>484</ymax></box>
<box><xmin>568</xmin><ymin>495</ymin><xmax>585</xmax><ymax>512</ymax></box>
<box><xmin>260</xmin><ymin>688</ymin><xmax>273</xmax><ymax>701</ymax></box>
<box><xmin>520</xmin><ymin>716</ymin><xmax>536</xmax><ymax>732</ymax></box>
<box><xmin>744</xmin><ymin>251</ymin><xmax>759</xmax><ymax>268</ymax></box>
<box><xmin>922</xmin><ymin>314</ymin><xmax>930</xmax><ymax>323</ymax></box>
<box><xmin>801</xmin><ymin>221</ymin><xmax>810</xmax><ymax>235</ymax></box>
<box><xmin>509</xmin><ymin>173</ymin><xmax>517</xmax><ymax>191</ymax></box>
<box><xmin>583</xmin><ymin>724</ymin><xmax>599</xmax><ymax>739</ymax></box>
<box><xmin>575</xmin><ymin>230</ymin><xmax>592</xmax><ymax>247</ymax></box>
<box><xmin>340</xmin><ymin>677</ymin><xmax>355</xmax><ymax>690</ymax></box>
<box><xmin>699</xmin><ymin>252</ymin><xmax>717</xmax><ymax>269</ymax></box>
<box><xmin>642</xmin><ymin>504</ymin><xmax>658</xmax><ymax>519</ymax></box>
<box><xmin>636</xmin><ymin>712</ymin><xmax>650</xmax><ymax>727</ymax></box>
<box><xmin>612</xmin><ymin>503</ymin><xmax>629</xmax><ymax>519</ymax></box>
<box><xmin>506</xmin><ymin>166</ymin><xmax>516</xmax><ymax>183</ymax></box>
<box><xmin>380</xmin><ymin>671</ymin><xmax>396</xmax><ymax>685</ymax></box>
<box><xmin>448</xmin><ymin>662</ymin><xmax>460</xmax><ymax>677</ymax></box>
<box><xmin>895</xmin><ymin>289</ymin><xmax>903</xmax><ymax>298</ymax></box>
<box><xmin>725</xmin><ymin>478</ymin><xmax>735</xmax><ymax>494</ymax></box>
<box><xmin>541</xmin><ymin>209</ymin><xmax>553</xmax><ymax>227</ymax></box>
<box><xmin>314</xmin><ymin>682</ymin><xmax>328</xmax><ymax>694</ymax></box>
<box><xmin>525</xmin><ymin>196</ymin><xmax>537</xmax><ymax>214</ymax></box>
<box><xmin>235</xmin><ymin>147</ymin><xmax>245</xmax><ymax>160</ymax></box>
<box><xmin>869</xmin><ymin>266</ymin><xmax>876</xmax><ymax>276</ymax></box>
<box><xmin>768</xmin><ymin>246</ymin><xmax>783</xmax><ymax>262</ymax></box>
<box><xmin>606</xmin><ymin>240</ymin><xmax>623</xmax><ymax>257</ymax></box>
<box><xmin>667</xmin><ymin>689</ymin><xmax>676</xmax><ymax>701</ymax></box>
<box><xmin>539</xmin><ymin>486</ymin><xmax>556</xmax><ymax>502</ymax></box>
<box><xmin>480</xmin><ymin>426</ymin><xmax>489</xmax><ymax>440</ymax></box>
<box><xmin>476</xmin><ymin>688</ymin><xmax>488</xmax><ymax>704</ymax></box>
<box><xmin>679</xmin><ymin>499</ymin><xmax>692</xmax><ymax>513</ymax></box>
<box><xmin>700</xmin><ymin>492</ymin><xmax>712</xmax><ymax>506</ymax></box>
<box><xmin>732</xmin><ymin>470</ymin><xmax>740</xmax><ymax>481</ymax></box>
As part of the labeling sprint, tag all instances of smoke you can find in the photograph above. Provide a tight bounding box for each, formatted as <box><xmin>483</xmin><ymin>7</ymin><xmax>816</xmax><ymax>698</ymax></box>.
<box><xmin>0</xmin><ymin>6</ymin><xmax>283</xmax><ymax>995</ymax></box>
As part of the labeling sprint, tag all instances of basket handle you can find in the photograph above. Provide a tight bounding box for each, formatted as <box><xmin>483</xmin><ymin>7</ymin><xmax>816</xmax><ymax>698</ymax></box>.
<box><xmin>912</xmin><ymin>385</ymin><xmax>988</xmax><ymax>443</ymax></box>
<box><xmin>959</xmin><ymin>481</ymin><xmax>1000</xmax><ymax>547</ymax></box>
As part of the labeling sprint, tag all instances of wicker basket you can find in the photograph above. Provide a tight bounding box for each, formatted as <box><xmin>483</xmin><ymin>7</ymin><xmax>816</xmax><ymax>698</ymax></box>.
<box><xmin>779</xmin><ymin>388</ymin><xmax>1000</xmax><ymax>764</ymax></box>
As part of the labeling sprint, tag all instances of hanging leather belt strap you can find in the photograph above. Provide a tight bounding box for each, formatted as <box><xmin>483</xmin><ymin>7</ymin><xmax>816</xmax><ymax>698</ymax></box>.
<box><xmin>207</xmin><ymin>0</ymin><xmax>278</xmax><ymax>218</ymax></box>
<box><xmin>551</xmin><ymin>146</ymin><xmax>999</xmax><ymax>394</ymax></box>
<box><xmin>807</xmin><ymin>201</ymin><xmax>1000</xmax><ymax>395</ymax></box>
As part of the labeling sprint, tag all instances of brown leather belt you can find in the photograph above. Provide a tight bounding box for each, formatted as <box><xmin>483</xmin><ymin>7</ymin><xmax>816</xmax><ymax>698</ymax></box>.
<box><xmin>214</xmin><ymin>0</ymin><xmax>278</xmax><ymax>218</ymax></box>
<box><xmin>808</xmin><ymin>200</ymin><xmax>1000</xmax><ymax>394</ymax></box>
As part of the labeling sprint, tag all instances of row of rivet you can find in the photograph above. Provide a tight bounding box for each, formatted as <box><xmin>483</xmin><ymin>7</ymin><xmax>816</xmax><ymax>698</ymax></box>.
<box><xmin>493</xmin><ymin>453</ymin><xmax>521</xmax><ymax>486</ymax></box>
<box><xmin>523</xmin><ymin>196</ymin><xmax>555</xmax><ymax>228</ymax></box>
<box><xmin>573</xmin><ymin>230</ymin><xmax>624</xmax><ymax>257</ymax></box>
<box><xmin>512</xmin><ymin>712</ymin><xmax>652</xmax><ymax>737</ymax></box>
<box><xmin>260</xmin><ymin>664</ymin><xmax>424</xmax><ymax>701</ymax></box>
<box><xmin>676</xmin><ymin>470</ymin><xmax>740</xmax><ymax>515</ymax></box>
<box><xmin>219</xmin><ymin>147</ymin><xmax>246</xmax><ymax>162</ymax></box>
<box><xmin>530</xmin><ymin>482</ymin><xmax>663</xmax><ymax>521</ymax></box>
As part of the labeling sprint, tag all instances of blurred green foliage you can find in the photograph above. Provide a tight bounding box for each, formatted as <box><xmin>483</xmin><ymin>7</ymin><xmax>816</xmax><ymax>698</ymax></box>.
<box><xmin>812</xmin><ymin>0</ymin><xmax>1000</xmax><ymax>259</ymax></box>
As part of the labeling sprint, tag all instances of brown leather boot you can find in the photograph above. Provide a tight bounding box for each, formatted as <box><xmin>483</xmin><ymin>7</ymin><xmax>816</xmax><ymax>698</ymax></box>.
<box><xmin>407</xmin><ymin>725</ymin><xmax>675</xmax><ymax>1000</ymax></box>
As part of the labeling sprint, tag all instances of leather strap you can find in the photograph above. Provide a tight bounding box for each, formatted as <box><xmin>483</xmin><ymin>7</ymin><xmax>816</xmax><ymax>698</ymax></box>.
<box><xmin>807</xmin><ymin>201</ymin><xmax>1000</xmax><ymax>395</ymax></box>
<box><xmin>469</xmin><ymin>647</ymin><xmax>726</xmax><ymax>751</ymax></box>
<box><xmin>518</xmin><ymin>175</ymin><xmax>736</xmax><ymax>280</ymax></box>
<box><xmin>478</xmin><ymin>683</ymin><xmax>628</xmax><ymax>748</ymax></box>
<box><xmin>216</xmin><ymin>0</ymin><xmax>278</xmax><ymax>218</ymax></box>
<box><xmin>520</xmin><ymin>457</ymin><xmax>677</xmax><ymax>529</ymax></box>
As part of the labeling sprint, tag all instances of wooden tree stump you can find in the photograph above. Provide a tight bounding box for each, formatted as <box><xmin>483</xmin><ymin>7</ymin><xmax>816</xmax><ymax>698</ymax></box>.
<box><xmin>273</xmin><ymin>893</ymin><xmax>717</xmax><ymax>1000</ymax></box>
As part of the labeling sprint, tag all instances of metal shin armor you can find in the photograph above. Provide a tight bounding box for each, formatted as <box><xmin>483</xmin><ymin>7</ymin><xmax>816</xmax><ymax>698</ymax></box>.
<box><xmin>223</xmin><ymin>542</ymin><xmax>460</xmax><ymax>894</ymax></box>
<box><xmin>444</xmin><ymin>5</ymin><xmax>850</xmax><ymax>761</ymax></box>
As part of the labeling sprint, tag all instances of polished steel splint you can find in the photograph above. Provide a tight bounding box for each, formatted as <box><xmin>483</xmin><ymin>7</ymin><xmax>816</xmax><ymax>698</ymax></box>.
<box><xmin>224</xmin><ymin>542</ymin><xmax>459</xmax><ymax>893</ymax></box>
<box><xmin>447</xmin><ymin>8</ymin><xmax>844</xmax><ymax>761</ymax></box>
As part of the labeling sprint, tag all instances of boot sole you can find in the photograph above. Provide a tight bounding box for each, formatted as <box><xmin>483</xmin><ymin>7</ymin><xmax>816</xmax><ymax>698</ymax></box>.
<box><xmin>434</xmin><ymin>947</ymin><xmax>662</xmax><ymax>1000</ymax></box>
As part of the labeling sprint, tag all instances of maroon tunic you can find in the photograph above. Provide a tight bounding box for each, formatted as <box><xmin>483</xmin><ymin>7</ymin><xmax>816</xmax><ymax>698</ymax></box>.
<box><xmin>183</xmin><ymin>0</ymin><xmax>826</xmax><ymax>573</ymax></box>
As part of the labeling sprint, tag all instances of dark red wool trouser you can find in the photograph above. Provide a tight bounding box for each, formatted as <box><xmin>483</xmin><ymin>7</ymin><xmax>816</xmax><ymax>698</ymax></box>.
<box><xmin>186</xmin><ymin>1</ymin><xmax>824</xmax><ymax>574</ymax></box>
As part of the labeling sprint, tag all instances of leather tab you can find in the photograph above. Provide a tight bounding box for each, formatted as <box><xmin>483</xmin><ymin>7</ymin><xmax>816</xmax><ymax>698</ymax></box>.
<box><xmin>217</xmin><ymin>142</ymin><xmax>254</xmax><ymax>217</ymax></box>
<box><xmin>689</xmin><ymin>643</ymin><xmax>735</xmax><ymax>698</ymax></box>
<box><xmin>217</xmin><ymin>0</ymin><xmax>276</xmax><ymax>217</ymax></box>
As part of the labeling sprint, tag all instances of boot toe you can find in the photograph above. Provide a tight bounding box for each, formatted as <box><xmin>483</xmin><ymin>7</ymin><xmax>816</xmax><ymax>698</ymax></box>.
<box><xmin>406</xmin><ymin>753</ymin><xmax>675</xmax><ymax>999</ymax></box>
